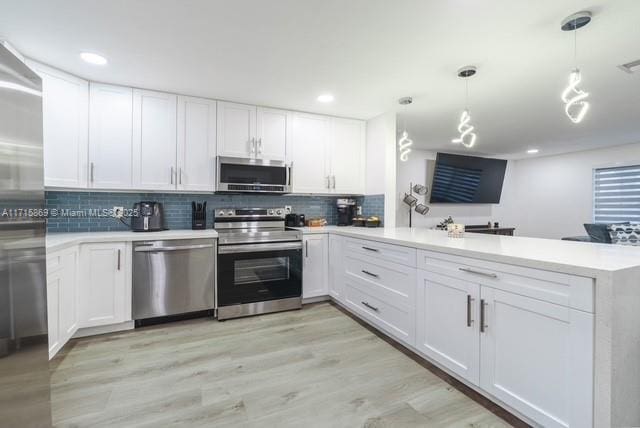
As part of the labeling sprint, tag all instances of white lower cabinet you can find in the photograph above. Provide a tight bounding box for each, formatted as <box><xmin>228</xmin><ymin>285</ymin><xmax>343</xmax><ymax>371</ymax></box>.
<box><xmin>416</xmin><ymin>270</ymin><xmax>480</xmax><ymax>385</ymax></box>
<box><xmin>302</xmin><ymin>234</ymin><xmax>328</xmax><ymax>299</ymax></box>
<box><xmin>327</xmin><ymin>234</ymin><xmax>345</xmax><ymax>302</ymax></box>
<box><xmin>46</xmin><ymin>247</ymin><xmax>79</xmax><ymax>359</ymax></box>
<box><xmin>78</xmin><ymin>242</ymin><xmax>131</xmax><ymax>328</ymax></box>
<box><xmin>479</xmin><ymin>287</ymin><xmax>593</xmax><ymax>428</ymax></box>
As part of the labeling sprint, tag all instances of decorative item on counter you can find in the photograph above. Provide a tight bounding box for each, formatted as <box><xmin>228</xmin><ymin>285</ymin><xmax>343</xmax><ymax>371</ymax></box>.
<box><xmin>365</xmin><ymin>216</ymin><xmax>381</xmax><ymax>228</ymax></box>
<box><xmin>494</xmin><ymin>222</ymin><xmax>500</xmax><ymax>228</ymax></box>
<box><xmin>305</xmin><ymin>218</ymin><xmax>327</xmax><ymax>228</ymax></box>
<box><xmin>436</xmin><ymin>216</ymin><xmax>455</xmax><ymax>230</ymax></box>
<box><xmin>352</xmin><ymin>216</ymin><xmax>366</xmax><ymax>227</ymax></box>
<box><xmin>447</xmin><ymin>223</ymin><xmax>465</xmax><ymax>238</ymax></box>
<box><xmin>415</xmin><ymin>204</ymin><xmax>430</xmax><ymax>215</ymax></box>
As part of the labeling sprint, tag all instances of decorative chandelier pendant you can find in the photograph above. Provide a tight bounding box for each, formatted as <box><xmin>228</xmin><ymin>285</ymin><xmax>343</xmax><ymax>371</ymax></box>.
<box><xmin>561</xmin><ymin>11</ymin><xmax>592</xmax><ymax>124</ymax></box>
<box><xmin>452</xmin><ymin>109</ymin><xmax>476</xmax><ymax>148</ymax></box>
<box><xmin>397</xmin><ymin>96</ymin><xmax>413</xmax><ymax>162</ymax></box>
<box><xmin>561</xmin><ymin>68</ymin><xmax>589</xmax><ymax>123</ymax></box>
<box><xmin>451</xmin><ymin>66</ymin><xmax>477</xmax><ymax>149</ymax></box>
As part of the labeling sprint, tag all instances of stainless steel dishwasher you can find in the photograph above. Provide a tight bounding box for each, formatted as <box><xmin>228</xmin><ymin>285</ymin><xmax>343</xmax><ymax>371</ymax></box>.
<box><xmin>133</xmin><ymin>238</ymin><xmax>216</xmax><ymax>320</ymax></box>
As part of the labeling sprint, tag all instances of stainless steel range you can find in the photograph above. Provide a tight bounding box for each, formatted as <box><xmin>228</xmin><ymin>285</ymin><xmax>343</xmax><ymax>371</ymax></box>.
<box><xmin>215</xmin><ymin>208</ymin><xmax>302</xmax><ymax>320</ymax></box>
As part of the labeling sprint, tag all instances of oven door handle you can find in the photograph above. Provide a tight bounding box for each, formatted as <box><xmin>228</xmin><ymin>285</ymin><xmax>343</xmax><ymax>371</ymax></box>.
<box><xmin>218</xmin><ymin>242</ymin><xmax>302</xmax><ymax>254</ymax></box>
<box><xmin>135</xmin><ymin>244</ymin><xmax>214</xmax><ymax>252</ymax></box>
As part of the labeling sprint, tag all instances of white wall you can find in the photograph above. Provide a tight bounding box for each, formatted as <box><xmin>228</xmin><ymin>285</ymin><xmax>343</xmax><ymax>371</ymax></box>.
<box><xmin>495</xmin><ymin>142</ymin><xmax>640</xmax><ymax>239</ymax></box>
<box><xmin>396</xmin><ymin>149</ymin><xmax>496</xmax><ymax>228</ymax></box>
<box><xmin>366</xmin><ymin>111</ymin><xmax>396</xmax><ymax>226</ymax></box>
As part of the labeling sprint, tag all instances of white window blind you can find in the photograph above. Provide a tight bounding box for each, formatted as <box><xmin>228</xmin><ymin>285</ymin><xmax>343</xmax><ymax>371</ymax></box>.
<box><xmin>594</xmin><ymin>165</ymin><xmax>640</xmax><ymax>223</ymax></box>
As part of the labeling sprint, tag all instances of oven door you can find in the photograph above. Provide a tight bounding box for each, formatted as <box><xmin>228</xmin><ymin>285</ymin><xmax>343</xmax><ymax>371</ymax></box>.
<box><xmin>217</xmin><ymin>241</ymin><xmax>302</xmax><ymax>306</ymax></box>
<box><xmin>217</xmin><ymin>157</ymin><xmax>291</xmax><ymax>193</ymax></box>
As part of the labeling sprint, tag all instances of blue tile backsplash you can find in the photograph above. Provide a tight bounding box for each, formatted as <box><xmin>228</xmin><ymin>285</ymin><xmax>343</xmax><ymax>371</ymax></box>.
<box><xmin>45</xmin><ymin>192</ymin><xmax>385</xmax><ymax>233</ymax></box>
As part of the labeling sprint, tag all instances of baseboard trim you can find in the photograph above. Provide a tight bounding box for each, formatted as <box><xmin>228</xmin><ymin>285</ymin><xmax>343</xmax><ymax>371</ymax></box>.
<box><xmin>73</xmin><ymin>321</ymin><xmax>135</xmax><ymax>338</ymax></box>
<box><xmin>302</xmin><ymin>295</ymin><xmax>331</xmax><ymax>304</ymax></box>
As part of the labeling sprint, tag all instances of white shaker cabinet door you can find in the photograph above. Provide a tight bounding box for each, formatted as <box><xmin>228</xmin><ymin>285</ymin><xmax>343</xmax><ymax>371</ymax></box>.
<box><xmin>217</xmin><ymin>101</ymin><xmax>256</xmax><ymax>158</ymax></box>
<box><xmin>88</xmin><ymin>83</ymin><xmax>134</xmax><ymax>189</ymax></box>
<box><xmin>46</xmin><ymin>270</ymin><xmax>62</xmax><ymax>359</ymax></box>
<box><xmin>177</xmin><ymin>96</ymin><xmax>217</xmax><ymax>191</ymax></box>
<box><xmin>479</xmin><ymin>287</ymin><xmax>593</xmax><ymax>428</ymax></box>
<box><xmin>78</xmin><ymin>243</ymin><xmax>130</xmax><ymax>328</ymax></box>
<box><xmin>302</xmin><ymin>234</ymin><xmax>328</xmax><ymax>299</ymax></box>
<box><xmin>132</xmin><ymin>89</ymin><xmax>177</xmax><ymax>190</ymax></box>
<box><xmin>416</xmin><ymin>271</ymin><xmax>480</xmax><ymax>385</ymax></box>
<box><xmin>291</xmin><ymin>113</ymin><xmax>330</xmax><ymax>193</ymax></box>
<box><xmin>28</xmin><ymin>61</ymin><xmax>89</xmax><ymax>188</ymax></box>
<box><xmin>256</xmin><ymin>107</ymin><xmax>288</xmax><ymax>161</ymax></box>
<box><xmin>330</xmin><ymin>118</ymin><xmax>365</xmax><ymax>194</ymax></box>
<box><xmin>327</xmin><ymin>234</ymin><xmax>345</xmax><ymax>302</ymax></box>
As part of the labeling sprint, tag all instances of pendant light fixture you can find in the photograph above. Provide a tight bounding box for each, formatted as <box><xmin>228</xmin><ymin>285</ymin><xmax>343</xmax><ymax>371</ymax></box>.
<box><xmin>561</xmin><ymin>11</ymin><xmax>592</xmax><ymax>124</ymax></box>
<box><xmin>451</xmin><ymin>66</ymin><xmax>477</xmax><ymax>148</ymax></box>
<box><xmin>397</xmin><ymin>97</ymin><xmax>413</xmax><ymax>162</ymax></box>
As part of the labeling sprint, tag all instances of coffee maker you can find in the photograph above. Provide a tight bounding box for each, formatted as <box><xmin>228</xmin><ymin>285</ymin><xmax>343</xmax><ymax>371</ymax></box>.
<box><xmin>336</xmin><ymin>198</ymin><xmax>357</xmax><ymax>226</ymax></box>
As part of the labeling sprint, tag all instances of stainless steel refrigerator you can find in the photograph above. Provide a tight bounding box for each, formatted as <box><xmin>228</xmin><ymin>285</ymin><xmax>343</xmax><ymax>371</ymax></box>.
<box><xmin>0</xmin><ymin>44</ymin><xmax>52</xmax><ymax>426</ymax></box>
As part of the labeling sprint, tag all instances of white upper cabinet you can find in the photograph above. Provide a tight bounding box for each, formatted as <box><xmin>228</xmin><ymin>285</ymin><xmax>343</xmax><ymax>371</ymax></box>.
<box><xmin>28</xmin><ymin>61</ymin><xmax>88</xmax><ymax>188</ymax></box>
<box><xmin>132</xmin><ymin>89</ymin><xmax>177</xmax><ymax>191</ymax></box>
<box><xmin>256</xmin><ymin>107</ymin><xmax>288</xmax><ymax>161</ymax></box>
<box><xmin>217</xmin><ymin>101</ymin><xmax>257</xmax><ymax>158</ymax></box>
<box><xmin>330</xmin><ymin>118</ymin><xmax>365</xmax><ymax>194</ymax></box>
<box><xmin>177</xmin><ymin>96</ymin><xmax>217</xmax><ymax>191</ymax></box>
<box><xmin>88</xmin><ymin>83</ymin><xmax>134</xmax><ymax>189</ymax></box>
<box><xmin>291</xmin><ymin>113</ymin><xmax>331</xmax><ymax>193</ymax></box>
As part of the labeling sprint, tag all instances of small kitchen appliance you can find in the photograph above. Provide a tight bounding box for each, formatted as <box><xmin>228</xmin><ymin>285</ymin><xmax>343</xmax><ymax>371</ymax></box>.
<box><xmin>336</xmin><ymin>198</ymin><xmax>357</xmax><ymax>226</ymax></box>
<box><xmin>217</xmin><ymin>157</ymin><xmax>292</xmax><ymax>193</ymax></box>
<box><xmin>131</xmin><ymin>201</ymin><xmax>165</xmax><ymax>232</ymax></box>
<box><xmin>192</xmin><ymin>201</ymin><xmax>207</xmax><ymax>230</ymax></box>
<box><xmin>285</xmin><ymin>213</ymin><xmax>305</xmax><ymax>227</ymax></box>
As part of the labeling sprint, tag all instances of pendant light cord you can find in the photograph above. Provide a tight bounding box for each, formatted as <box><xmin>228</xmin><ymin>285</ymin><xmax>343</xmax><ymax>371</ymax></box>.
<box><xmin>574</xmin><ymin>25</ymin><xmax>578</xmax><ymax>69</ymax></box>
<box><xmin>465</xmin><ymin>79</ymin><xmax>469</xmax><ymax>111</ymax></box>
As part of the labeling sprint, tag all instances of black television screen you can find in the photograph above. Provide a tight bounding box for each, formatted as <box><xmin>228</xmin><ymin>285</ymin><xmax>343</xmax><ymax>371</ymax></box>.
<box><xmin>429</xmin><ymin>153</ymin><xmax>507</xmax><ymax>204</ymax></box>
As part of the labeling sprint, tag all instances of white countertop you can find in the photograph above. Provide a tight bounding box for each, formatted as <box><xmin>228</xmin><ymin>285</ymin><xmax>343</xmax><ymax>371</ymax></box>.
<box><xmin>47</xmin><ymin>229</ymin><xmax>218</xmax><ymax>252</ymax></box>
<box><xmin>294</xmin><ymin>226</ymin><xmax>640</xmax><ymax>276</ymax></box>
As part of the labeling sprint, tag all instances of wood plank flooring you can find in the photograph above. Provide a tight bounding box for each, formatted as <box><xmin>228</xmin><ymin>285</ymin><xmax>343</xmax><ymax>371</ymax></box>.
<box><xmin>50</xmin><ymin>303</ymin><xmax>518</xmax><ymax>427</ymax></box>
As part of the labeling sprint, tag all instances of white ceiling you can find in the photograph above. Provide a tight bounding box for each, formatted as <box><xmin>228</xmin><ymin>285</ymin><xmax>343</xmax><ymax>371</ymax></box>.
<box><xmin>1</xmin><ymin>0</ymin><xmax>639</xmax><ymax>158</ymax></box>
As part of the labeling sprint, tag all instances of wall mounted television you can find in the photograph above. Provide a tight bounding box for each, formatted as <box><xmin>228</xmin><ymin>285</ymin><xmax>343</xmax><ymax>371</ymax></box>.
<box><xmin>429</xmin><ymin>153</ymin><xmax>507</xmax><ymax>204</ymax></box>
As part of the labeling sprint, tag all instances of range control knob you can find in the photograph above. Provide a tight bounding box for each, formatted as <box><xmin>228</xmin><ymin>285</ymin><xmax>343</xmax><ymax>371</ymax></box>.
<box><xmin>217</xmin><ymin>210</ymin><xmax>225</xmax><ymax>216</ymax></box>
<box><xmin>268</xmin><ymin>209</ymin><xmax>274</xmax><ymax>215</ymax></box>
<box><xmin>275</xmin><ymin>209</ymin><xmax>283</xmax><ymax>216</ymax></box>
<box><xmin>227</xmin><ymin>210</ymin><xmax>234</xmax><ymax>216</ymax></box>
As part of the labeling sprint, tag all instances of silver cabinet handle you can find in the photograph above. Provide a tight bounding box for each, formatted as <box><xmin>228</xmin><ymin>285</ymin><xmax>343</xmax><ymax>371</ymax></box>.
<box><xmin>258</xmin><ymin>138</ymin><xmax>263</xmax><ymax>155</ymax></box>
<box><xmin>305</xmin><ymin>240</ymin><xmax>309</xmax><ymax>258</ymax></box>
<box><xmin>179</xmin><ymin>167</ymin><xmax>182</xmax><ymax>185</ymax></box>
<box><xmin>459</xmin><ymin>267</ymin><xmax>498</xmax><ymax>279</ymax></box>
<box><xmin>361</xmin><ymin>301</ymin><xmax>379</xmax><ymax>312</ymax></box>
<box><xmin>325</xmin><ymin>176</ymin><xmax>330</xmax><ymax>189</ymax></box>
<box><xmin>331</xmin><ymin>175</ymin><xmax>336</xmax><ymax>189</ymax></box>
<box><xmin>362</xmin><ymin>246</ymin><xmax>379</xmax><ymax>252</ymax></box>
<box><xmin>361</xmin><ymin>270</ymin><xmax>379</xmax><ymax>278</ymax></box>
<box><xmin>136</xmin><ymin>243</ymin><xmax>215</xmax><ymax>252</ymax></box>
<box><xmin>90</xmin><ymin>162</ymin><xmax>95</xmax><ymax>183</ymax></box>
<box><xmin>218</xmin><ymin>242</ymin><xmax>301</xmax><ymax>254</ymax></box>
<box><xmin>466</xmin><ymin>294</ymin><xmax>473</xmax><ymax>327</ymax></box>
<box><xmin>117</xmin><ymin>249</ymin><xmax>121</xmax><ymax>270</ymax></box>
<box><xmin>170</xmin><ymin>166</ymin><xmax>174</xmax><ymax>184</ymax></box>
<box><xmin>480</xmin><ymin>299</ymin><xmax>488</xmax><ymax>332</ymax></box>
<box><xmin>249</xmin><ymin>138</ymin><xmax>256</xmax><ymax>156</ymax></box>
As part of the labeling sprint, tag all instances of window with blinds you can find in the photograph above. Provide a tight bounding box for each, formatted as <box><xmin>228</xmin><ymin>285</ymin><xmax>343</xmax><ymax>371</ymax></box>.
<box><xmin>593</xmin><ymin>165</ymin><xmax>640</xmax><ymax>223</ymax></box>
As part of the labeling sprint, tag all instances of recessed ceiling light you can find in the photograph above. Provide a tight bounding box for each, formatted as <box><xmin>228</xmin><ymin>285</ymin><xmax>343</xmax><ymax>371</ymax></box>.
<box><xmin>527</xmin><ymin>149</ymin><xmax>539</xmax><ymax>154</ymax></box>
<box><xmin>80</xmin><ymin>52</ymin><xmax>107</xmax><ymax>65</ymax></box>
<box><xmin>317</xmin><ymin>94</ymin><xmax>334</xmax><ymax>103</ymax></box>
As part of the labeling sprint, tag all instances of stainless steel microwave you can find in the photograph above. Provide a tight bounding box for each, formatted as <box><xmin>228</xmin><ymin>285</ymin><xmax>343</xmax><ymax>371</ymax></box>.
<box><xmin>217</xmin><ymin>157</ymin><xmax>292</xmax><ymax>193</ymax></box>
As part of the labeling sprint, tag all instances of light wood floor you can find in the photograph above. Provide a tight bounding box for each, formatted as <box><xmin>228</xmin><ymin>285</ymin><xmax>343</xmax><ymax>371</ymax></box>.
<box><xmin>50</xmin><ymin>303</ymin><xmax>517</xmax><ymax>427</ymax></box>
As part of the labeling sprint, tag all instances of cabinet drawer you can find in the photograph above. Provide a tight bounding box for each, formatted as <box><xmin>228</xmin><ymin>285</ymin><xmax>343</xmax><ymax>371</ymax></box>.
<box><xmin>417</xmin><ymin>250</ymin><xmax>594</xmax><ymax>312</ymax></box>
<box><xmin>344</xmin><ymin>254</ymin><xmax>415</xmax><ymax>307</ymax></box>
<box><xmin>344</xmin><ymin>280</ymin><xmax>415</xmax><ymax>346</ymax></box>
<box><xmin>344</xmin><ymin>237</ymin><xmax>416</xmax><ymax>267</ymax></box>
